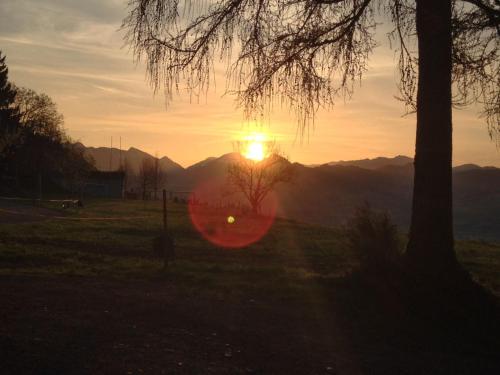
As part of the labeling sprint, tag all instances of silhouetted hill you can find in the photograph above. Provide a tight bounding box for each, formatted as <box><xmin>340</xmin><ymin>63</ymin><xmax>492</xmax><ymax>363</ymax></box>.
<box><xmin>453</xmin><ymin>168</ymin><xmax>500</xmax><ymax>240</ymax></box>
<box><xmin>326</xmin><ymin>155</ymin><xmax>413</xmax><ymax>169</ymax></box>
<box><xmin>453</xmin><ymin>163</ymin><xmax>482</xmax><ymax>172</ymax></box>
<box><xmin>77</xmin><ymin>144</ymin><xmax>499</xmax><ymax>240</ymax></box>
<box><xmin>186</xmin><ymin>156</ymin><xmax>218</xmax><ymax>170</ymax></box>
<box><xmin>167</xmin><ymin>155</ymin><xmax>500</xmax><ymax>241</ymax></box>
<box><xmin>77</xmin><ymin>143</ymin><xmax>184</xmax><ymax>175</ymax></box>
<box><xmin>170</xmin><ymin>153</ymin><xmax>241</xmax><ymax>190</ymax></box>
<box><xmin>274</xmin><ymin>163</ymin><xmax>414</xmax><ymax>230</ymax></box>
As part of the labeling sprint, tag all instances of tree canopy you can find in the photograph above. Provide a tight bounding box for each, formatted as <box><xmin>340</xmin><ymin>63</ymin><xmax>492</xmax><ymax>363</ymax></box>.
<box><xmin>124</xmin><ymin>0</ymin><xmax>499</xmax><ymax>138</ymax></box>
<box><xmin>14</xmin><ymin>87</ymin><xmax>65</xmax><ymax>143</ymax></box>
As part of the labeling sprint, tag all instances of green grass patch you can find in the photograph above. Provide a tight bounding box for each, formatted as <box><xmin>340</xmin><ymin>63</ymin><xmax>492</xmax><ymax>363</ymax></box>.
<box><xmin>1</xmin><ymin>199</ymin><xmax>499</xmax><ymax>296</ymax></box>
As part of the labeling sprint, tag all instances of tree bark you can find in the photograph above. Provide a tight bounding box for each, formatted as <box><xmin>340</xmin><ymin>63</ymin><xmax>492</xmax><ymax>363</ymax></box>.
<box><xmin>406</xmin><ymin>0</ymin><xmax>457</xmax><ymax>274</ymax></box>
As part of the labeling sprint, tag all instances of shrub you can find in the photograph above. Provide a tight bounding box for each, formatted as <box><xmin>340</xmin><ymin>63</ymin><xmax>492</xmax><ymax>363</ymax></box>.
<box><xmin>344</xmin><ymin>203</ymin><xmax>402</xmax><ymax>270</ymax></box>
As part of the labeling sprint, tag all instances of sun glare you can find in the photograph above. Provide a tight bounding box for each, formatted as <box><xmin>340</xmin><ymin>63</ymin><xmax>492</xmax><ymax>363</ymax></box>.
<box><xmin>242</xmin><ymin>132</ymin><xmax>267</xmax><ymax>161</ymax></box>
<box><xmin>245</xmin><ymin>141</ymin><xmax>265</xmax><ymax>161</ymax></box>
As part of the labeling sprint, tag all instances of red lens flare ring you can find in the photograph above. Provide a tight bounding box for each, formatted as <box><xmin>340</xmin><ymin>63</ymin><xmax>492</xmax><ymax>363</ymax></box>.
<box><xmin>188</xmin><ymin>182</ymin><xmax>277</xmax><ymax>248</ymax></box>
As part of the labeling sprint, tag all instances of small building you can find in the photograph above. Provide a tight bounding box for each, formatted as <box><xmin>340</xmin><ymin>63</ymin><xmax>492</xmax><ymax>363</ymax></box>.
<box><xmin>83</xmin><ymin>171</ymin><xmax>125</xmax><ymax>199</ymax></box>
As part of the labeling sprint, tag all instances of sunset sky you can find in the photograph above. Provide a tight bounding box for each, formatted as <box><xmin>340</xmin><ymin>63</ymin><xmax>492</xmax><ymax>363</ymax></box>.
<box><xmin>1</xmin><ymin>0</ymin><xmax>498</xmax><ymax>167</ymax></box>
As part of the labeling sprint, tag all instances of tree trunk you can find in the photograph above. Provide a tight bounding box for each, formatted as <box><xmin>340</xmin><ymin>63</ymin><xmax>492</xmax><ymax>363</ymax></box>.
<box><xmin>406</xmin><ymin>0</ymin><xmax>457</xmax><ymax>274</ymax></box>
<box><xmin>250</xmin><ymin>200</ymin><xmax>259</xmax><ymax>215</ymax></box>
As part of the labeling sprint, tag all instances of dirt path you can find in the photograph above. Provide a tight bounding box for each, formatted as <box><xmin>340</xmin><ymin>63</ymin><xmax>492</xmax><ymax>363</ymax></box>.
<box><xmin>1</xmin><ymin>275</ymin><xmax>499</xmax><ymax>374</ymax></box>
<box><xmin>0</xmin><ymin>199</ymin><xmax>66</xmax><ymax>223</ymax></box>
<box><xmin>0</xmin><ymin>277</ymin><xmax>353</xmax><ymax>374</ymax></box>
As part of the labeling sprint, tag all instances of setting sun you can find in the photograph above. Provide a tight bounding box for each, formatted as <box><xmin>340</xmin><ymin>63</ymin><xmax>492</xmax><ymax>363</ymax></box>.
<box><xmin>242</xmin><ymin>133</ymin><xmax>267</xmax><ymax>161</ymax></box>
<box><xmin>245</xmin><ymin>141</ymin><xmax>265</xmax><ymax>161</ymax></box>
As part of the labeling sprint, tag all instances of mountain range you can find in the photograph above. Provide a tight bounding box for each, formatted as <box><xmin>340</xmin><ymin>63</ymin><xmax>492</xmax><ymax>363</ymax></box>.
<box><xmin>324</xmin><ymin>155</ymin><xmax>413</xmax><ymax>169</ymax></box>
<box><xmin>80</xmin><ymin>144</ymin><xmax>500</xmax><ymax>241</ymax></box>
<box><xmin>75</xmin><ymin>143</ymin><xmax>183</xmax><ymax>175</ymax></box>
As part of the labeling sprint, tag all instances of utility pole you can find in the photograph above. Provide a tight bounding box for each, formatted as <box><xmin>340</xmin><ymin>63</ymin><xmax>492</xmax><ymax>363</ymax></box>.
<box><xmin>160</xmin><ymin>188</ymin><xmax>174</xmax><ymax>269</ymax></box>
<box><xmin>119</xmin><ymin>136</ymin><xmax>122</xmax><ymax>169</ymax></box>
<box><xmin>163</xmin><ymin>189</ymin><xmax>168</xmax><ymax>232</ymax></box>
<box><xmin>109</xmin><ymin>136</ymin><xmax>113</xmax><ymax>171</ymax></box>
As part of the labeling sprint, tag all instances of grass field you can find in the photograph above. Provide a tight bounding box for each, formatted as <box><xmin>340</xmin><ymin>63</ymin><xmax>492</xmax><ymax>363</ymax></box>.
<box><xmin>1</xmin><ymin>199</ymin><xmax>498</xmax><ymax>293</ymax></box>
<box><xmin>1</xmin><ymin>199</ymin><xmax>499</xmax><ymax>374</ymax></box>
<box><xmin>0</xmin><ymin>199</ymin><xmax>355</xmax><ymax>285</ymax></box>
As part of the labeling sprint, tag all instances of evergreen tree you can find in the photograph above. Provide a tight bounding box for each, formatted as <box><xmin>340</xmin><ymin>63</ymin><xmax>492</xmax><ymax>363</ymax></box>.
<box><xmin>0</xmin><ymin>51</ymin><xmax>20</xmax><ymax>180</ymax></box>
<box><xmin>0</xmin><ymin>51</ymin><xmax>18</xmax><ymax>137</ymax></box>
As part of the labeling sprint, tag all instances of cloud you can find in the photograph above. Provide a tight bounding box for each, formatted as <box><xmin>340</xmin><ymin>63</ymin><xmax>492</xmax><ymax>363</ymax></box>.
<box><xmin>0</xmin><ymin>0</ymin><xmax>124</xmax><ymax>35</ymax></box>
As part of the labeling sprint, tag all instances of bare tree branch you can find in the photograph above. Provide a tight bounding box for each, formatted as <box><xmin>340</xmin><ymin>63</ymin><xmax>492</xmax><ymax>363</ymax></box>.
<box><xmin>123</xmin><ymin>0</ymin><xmax>499</xmax><ymax>141</ymax></box>
<box><xmin>226</xmin><ymin>141</ymin><xmax>294</xmax><ymax>213</ymax></box>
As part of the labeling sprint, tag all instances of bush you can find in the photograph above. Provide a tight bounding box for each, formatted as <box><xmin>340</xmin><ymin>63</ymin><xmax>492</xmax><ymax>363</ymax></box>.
<box><xmin>344</xmin><ymin>203</ymin><xmax>402</xmax><ymax>270</ymax></box>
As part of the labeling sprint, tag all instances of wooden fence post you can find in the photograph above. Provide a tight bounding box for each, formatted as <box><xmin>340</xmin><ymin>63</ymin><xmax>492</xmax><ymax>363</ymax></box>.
<box><xmin>163</xmin><ymin>189</ymin><xmax>167</xmax><ymax>232</ymax></box>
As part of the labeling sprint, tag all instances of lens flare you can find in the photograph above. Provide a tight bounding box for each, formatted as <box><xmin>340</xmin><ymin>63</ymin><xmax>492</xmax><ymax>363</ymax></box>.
<box><xmin>188</xmin><ymin>182</ymin><xmax>277</xmax><ymax>248</ymax></box>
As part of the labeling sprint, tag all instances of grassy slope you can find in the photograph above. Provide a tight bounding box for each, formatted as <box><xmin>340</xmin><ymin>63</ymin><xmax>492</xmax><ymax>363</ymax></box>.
<box><xmin>0</xmin><ymin>199</ymin><xmax>498</xmax><ymax>295</ymax></box>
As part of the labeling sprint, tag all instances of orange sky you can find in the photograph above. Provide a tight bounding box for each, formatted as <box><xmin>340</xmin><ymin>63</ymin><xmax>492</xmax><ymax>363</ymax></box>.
<box><xmin>1</xmin><ymin>0</ymin><xmax>498</xmax><ymax>167</ymax></box>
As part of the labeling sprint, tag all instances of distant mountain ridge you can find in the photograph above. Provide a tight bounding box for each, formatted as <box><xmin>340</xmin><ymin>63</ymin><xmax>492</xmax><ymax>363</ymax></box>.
<box><xmin>168</xmin><ymin>153</ymin><xmax>499</xmax><ymax>240</ymax></box>
<box><xmin>78</xmin><ymin>143</ymin><xmax>495</xmax><ymax>174</ymax></box>
<box><xmin>76</xmin><ymin>143</ymin><xmax>184</xmax><ymax>175</ymax></box>
<box><xmin>77</xmin><ymin>143</ymin><xmax>499</xmax><ymax>240</ymax></box>
<box><xmin>171</xmin><ymin>152</ymin><xmax>499</xmax><ymax>241</ymax></box>
<box><xmin>325</xmin><ymin>155</ymin><xmax>413</xmax><ymax>169</ymax></box>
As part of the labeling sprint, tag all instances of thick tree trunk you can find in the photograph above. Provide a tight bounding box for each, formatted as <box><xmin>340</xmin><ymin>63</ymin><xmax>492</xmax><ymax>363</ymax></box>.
<box><xmin>406</xmin><ymin>0</ymin><xmax>457</xmax><ymax>274</ymax></box>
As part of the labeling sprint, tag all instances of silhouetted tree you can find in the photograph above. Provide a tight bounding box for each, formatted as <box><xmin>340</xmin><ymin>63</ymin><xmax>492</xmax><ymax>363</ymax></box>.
<box><xmin>119</xmin><ymin>157</ymin><xmax>134</xmax><ymax>193</ymax></box>
<box><xmin>138</xmin><ymin>157</ymin><xmax>155</xmax><ymax>200</ymax></box>
<box><xmin>124</xmin><ymin>0</ymin><xmax>499</xmax><ymax>275</ymax></box>
<box><xmin>60</xmin><ymin>142</ymin><xmax>95</xmax><ymax>196</ymax></box>
<box><xmin>137</xmin><ymin>156</ymin><xmax>166</xmax><ymax>200</ymax></box>
<box><xmin>152</xmin><ymin>153</ymin><xmax>166</xmax><ymax>199</ymax></box>
<box><xmin>0</xmin><ymin>51</ymin><xmax>20</xmax><ymax>174</ymax></box>
<box><xmin>13</xmin><ymin>87</ymin><xmax>67</xmax><ymax>197</ymax></box>
<box><xmin>227</xmin><ymin>142</ymin><xmax>293</xmax><ymax>214</ymax></box>
<box><xmin>0</xmin><ymin>52</ymin><xmax>18</xmax><ymax>133</ymax></box>
<box><xmin>15</xmin><ymin>87</ymin><xmax>65</xmax><ymax>140</ymax></box>
<box><xmin>5</xmin><ymin>86</ymin><xmax>92</xmax><ymax>196</ymax></box>
<box><xmin>1</xmin><ymin>55</ymin><xmax>93</xmax><ymax>195</ymax></box>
